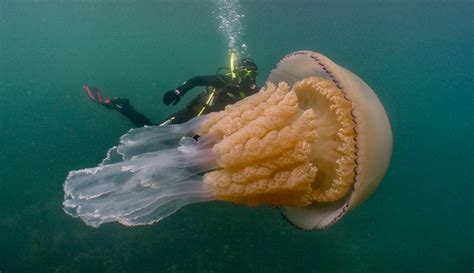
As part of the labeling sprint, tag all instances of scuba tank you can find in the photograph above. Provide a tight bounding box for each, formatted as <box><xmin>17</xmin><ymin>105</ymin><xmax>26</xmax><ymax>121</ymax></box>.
<box><xmin>193</xmin><ymin>50</ymin><xmax>240</xmax><ymax>117</ymax></box>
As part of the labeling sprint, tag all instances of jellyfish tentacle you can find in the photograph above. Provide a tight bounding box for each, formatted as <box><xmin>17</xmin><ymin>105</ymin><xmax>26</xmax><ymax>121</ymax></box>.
<box><xmin>63</xmin><ymin>117</ymin><xmax>219</xmax><ymax>227</ymax></box>
<box><xmin>102</xmin><ymin>116</ymin><xmax>207</xmax><ymax>165</ymax></box>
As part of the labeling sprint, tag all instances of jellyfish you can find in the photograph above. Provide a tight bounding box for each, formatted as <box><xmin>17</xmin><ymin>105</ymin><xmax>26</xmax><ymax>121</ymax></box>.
<box><xmin>63</xmin><ymin>50</ymin><xmax>392</xmax><ymax>230</ymax></box>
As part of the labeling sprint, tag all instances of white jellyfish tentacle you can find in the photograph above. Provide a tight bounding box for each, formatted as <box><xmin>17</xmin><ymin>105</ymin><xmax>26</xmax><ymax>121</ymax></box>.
<box><xmin>63</xmin><ymin>116</ymin><xmax>219</xmax><ymax>227</ymax></box>
<box><xmin>101</xmin><ymin>115</ymin><xmax>207</xmax><ymax>165</ymax></box>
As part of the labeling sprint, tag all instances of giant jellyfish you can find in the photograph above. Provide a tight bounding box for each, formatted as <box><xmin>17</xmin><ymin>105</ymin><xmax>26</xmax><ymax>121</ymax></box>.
<box><xmin>63</xmin><ymin>50</ymin><xmax>392</xmax><ymax>230</ymax></box>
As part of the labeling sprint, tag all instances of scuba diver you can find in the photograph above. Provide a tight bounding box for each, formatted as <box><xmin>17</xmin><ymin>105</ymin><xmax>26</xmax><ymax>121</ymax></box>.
<box><xmin>84</xmin><ymin>57</ymin><xmax>259</xmax><ymax>127</ymax></box>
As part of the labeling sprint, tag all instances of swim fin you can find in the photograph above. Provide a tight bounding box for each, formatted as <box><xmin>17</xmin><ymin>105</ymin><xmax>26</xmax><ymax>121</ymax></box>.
<box><xmin>83</xmin><ymin>84</ymin><xmax>132</xmax><ymax>113</ymax></box>
<box><xmin>83</xmin><ymin>84</ymin><xmax>108</xmax><ymax>105</ymax></box>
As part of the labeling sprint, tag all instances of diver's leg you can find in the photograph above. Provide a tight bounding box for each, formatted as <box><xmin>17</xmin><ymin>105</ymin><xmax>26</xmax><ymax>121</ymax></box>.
<box><xmin>116</xmin><ymin>100</ymin><xmax>153</xmax><ymax>127</ymax></box>
<box><xmin>102</xmin><ymin>97</ymin><xmax>153</xmax><ymax>127</ymax></box>
<box><xmin>82</xmin><ymin>85</ymin><xmax>152</xmax><ymax>127</ymax></box>
<box><xmin>156</xmin><ymin>108</ymin><xmax>194</xmax><ymax>126</ymax></box>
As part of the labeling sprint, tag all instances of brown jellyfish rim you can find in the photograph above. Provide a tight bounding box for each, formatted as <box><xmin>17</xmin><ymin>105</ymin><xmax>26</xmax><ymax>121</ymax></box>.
<box><xmin>277</xmin><ymin>50</ymin><xmax>361</xmax><ymax>231</ymax></box>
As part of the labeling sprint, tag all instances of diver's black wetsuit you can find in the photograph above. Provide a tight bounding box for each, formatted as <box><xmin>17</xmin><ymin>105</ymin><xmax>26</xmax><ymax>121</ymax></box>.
<box><xmin>118</xmin><ymin>103</ymin><xmax>153</xmax><ymax>127</ymax></box>
<box><xmin>119</xmin><ymin>74</ymin><xmax>259</xmax><ymax>127</ymax></box>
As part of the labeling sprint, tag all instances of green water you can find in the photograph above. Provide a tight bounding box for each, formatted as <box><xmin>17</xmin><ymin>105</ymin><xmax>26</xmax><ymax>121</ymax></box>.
<box><xmin>0</xmin><ymin>1</ymin><xmax>472</xmax><ymax>272</ymax></box>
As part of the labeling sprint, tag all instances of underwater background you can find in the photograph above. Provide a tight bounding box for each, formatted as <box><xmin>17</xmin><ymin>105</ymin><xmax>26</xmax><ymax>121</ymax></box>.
<box><xmin>0</xmin><ymin>0</ymin><xmax>472</xmax><ymax>272</ymax></box>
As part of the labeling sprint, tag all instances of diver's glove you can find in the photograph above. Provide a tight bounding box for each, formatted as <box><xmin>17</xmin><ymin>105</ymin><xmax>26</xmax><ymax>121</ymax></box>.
<box><xmin>163</xmin><ymin>89</ymin><xmax>182</xmax><ymax>105</ymax></box>
<box><xmin>104</xmin><ymin>97</ymin><xmax>131</xmax><ymax>112</ymax></box>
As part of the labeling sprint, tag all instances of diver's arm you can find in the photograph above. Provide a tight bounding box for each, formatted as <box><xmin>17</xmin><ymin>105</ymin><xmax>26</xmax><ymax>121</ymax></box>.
<box><xmin>163</xmin><ymin>75</ymin><xmax>225</xmax><ymax>105</ymax></box>
<box><xmin>175</xmin><ymin>75</ymin><xmax>224</xmax><ymax>95</ymax></box>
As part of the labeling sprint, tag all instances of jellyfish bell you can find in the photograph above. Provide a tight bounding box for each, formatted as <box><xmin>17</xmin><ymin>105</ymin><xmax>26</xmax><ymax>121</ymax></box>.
<box><xmin>267</xmin><ymin>50</ymin><xmax>393</xmax><ymax>230</ymax></box>
<box><xmin>63</xmin><ymin>50</ymin><xmax>392</xmax><ymax>230</ymax></box>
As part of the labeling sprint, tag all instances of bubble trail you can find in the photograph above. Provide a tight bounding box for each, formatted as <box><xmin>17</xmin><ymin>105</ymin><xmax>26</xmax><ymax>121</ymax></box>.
<box><xmin>215</xmin><ymin>0</ymin><xmax>247</xmax><ymax>55</ymax></box>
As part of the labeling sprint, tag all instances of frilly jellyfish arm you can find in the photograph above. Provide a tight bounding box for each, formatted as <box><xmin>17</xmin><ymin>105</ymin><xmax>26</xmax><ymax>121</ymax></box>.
<box><xmin>63</xmin><ymin>117</ymin><xmax>219</xmax><ymax>227</ymax></box>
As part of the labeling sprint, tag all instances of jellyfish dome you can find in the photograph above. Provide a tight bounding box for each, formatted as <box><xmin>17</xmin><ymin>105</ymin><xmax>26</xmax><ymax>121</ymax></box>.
<box><xmin>63</xmin><ymin>50</ymin><xmax>392</xmax><ymax>230</ymax></box>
